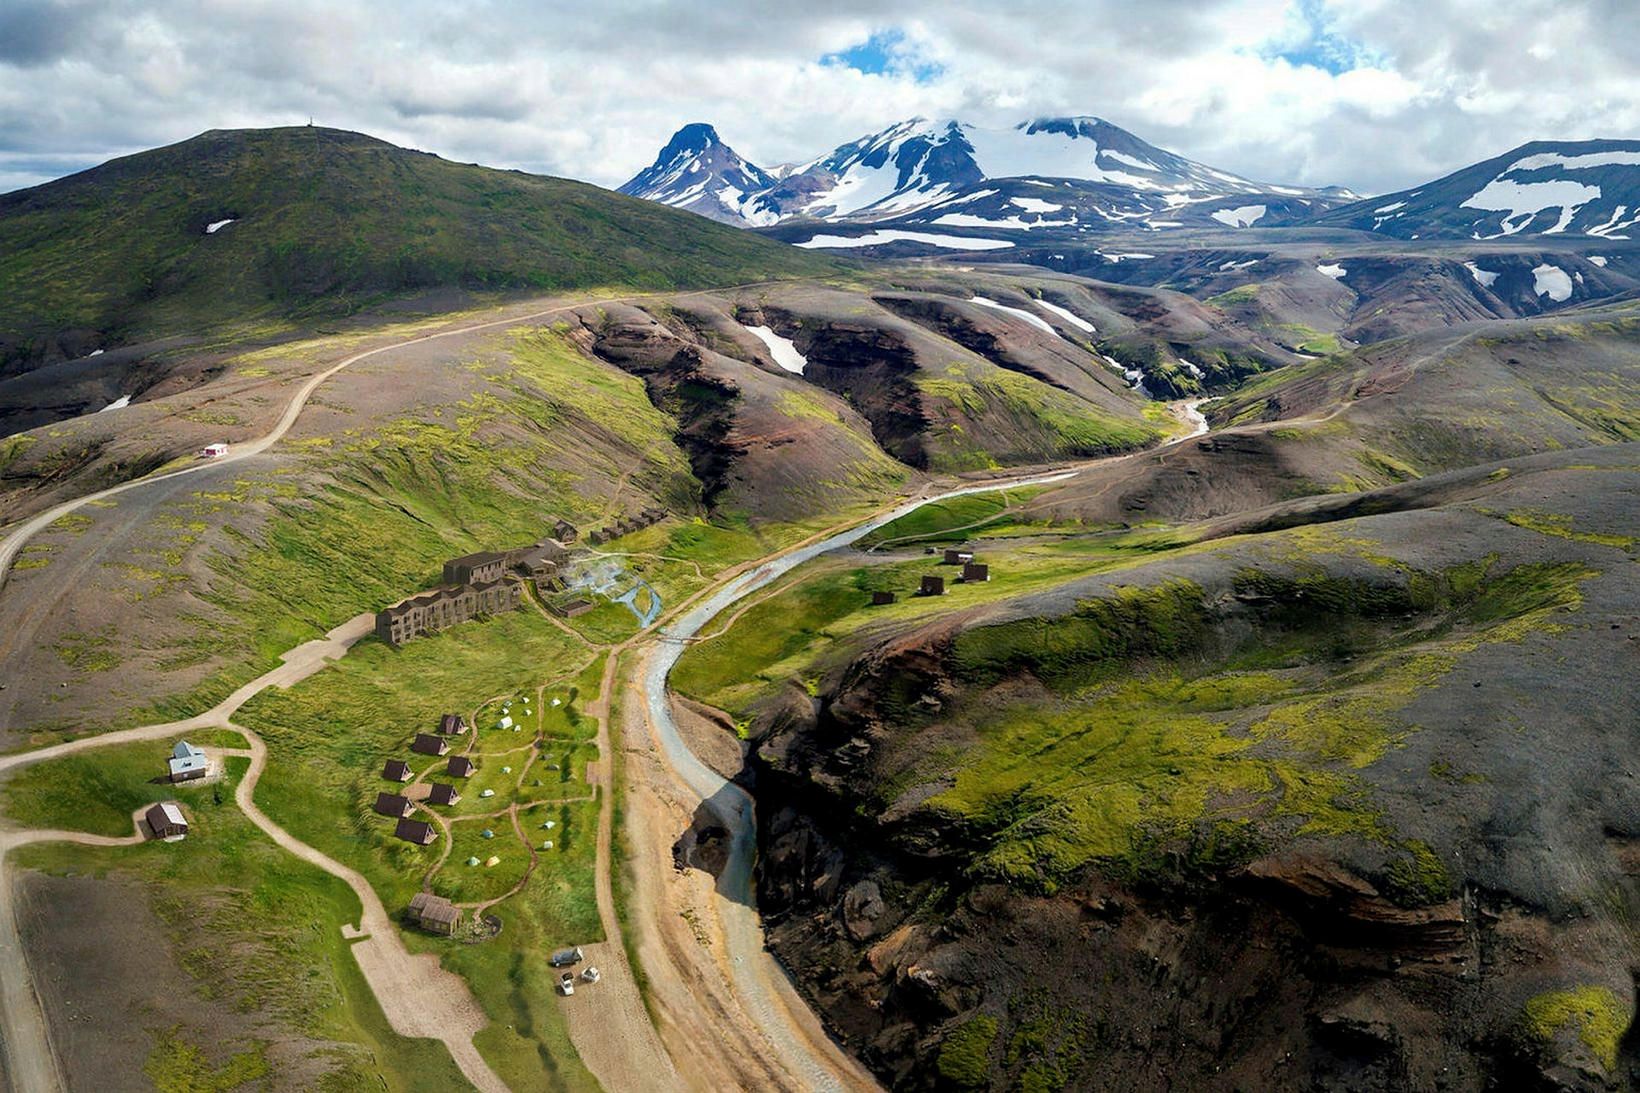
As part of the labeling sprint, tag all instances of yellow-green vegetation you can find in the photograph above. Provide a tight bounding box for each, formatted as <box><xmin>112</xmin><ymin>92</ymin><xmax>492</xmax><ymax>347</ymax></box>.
<box><xmin>0</xmin><ymin>731</ymin><xmax>246</xmax><ymax>836</ymax></box>
<box><xmin>936</xmin><ymin>1015</ymin><xmax>999</xmax><ymax>1088</ymax></box>
<box><xmin>672</xmin><ymin>532</ymin><xmax>1201</xmax><ymax>717</ymax></box>
<box><xmin>860</xmin><ymin>486</ymin><xmax>1049</xmax><ymax>547</ymax></box>
<box><xmin>917</xmin><ymin>368</ymin><xmax>1159</xmax><ymax>472</ymax></box>
<box><xmin>919</xmin><ymin>560</ymin><xmax>1594</xmax><ymax>887</ymax></box>
<box><xmin>1207</xmin><ymin>284</ymin><xmax>1261</xmax><ymax>307</ymax></box>
<box><xmin>1521</xmin><ymin>986</ymin><xmax>1630</xmax><ymax>1072</ymax></box>
<box><xmin>1494</xmin><ymin>508</ymin><xmax>1635</xmax><ymax>550</ymax></box>
<box><xmin>12</xmin><ymin>759</ymin><xmax>467</xmax><ymax>1091</ymax></box>
<box><xmin>137</xmin><ymin>330</ymin><xmax>696</xmax><ymax>723</ymax></box>
<box><xmin>235</xmin><ymin>609</ymin><xmax>603</xmax><ymax>1090</ymax></box>
<box><xmin>143</xmin><ymin>1030</ymin><xmax>268</xmax><ymax>1092</ymax></box>
<box><xmin>0</xmin><ymin>432</ymin><xmax>36</xmax><ymax>473</ymax></box>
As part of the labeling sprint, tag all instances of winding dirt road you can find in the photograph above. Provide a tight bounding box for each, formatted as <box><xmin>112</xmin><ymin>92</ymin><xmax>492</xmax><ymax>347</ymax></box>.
<box><xmin>0</xmin><ymin>614</ymin><xmax>507</xmax><ymax>1093</ymax></box>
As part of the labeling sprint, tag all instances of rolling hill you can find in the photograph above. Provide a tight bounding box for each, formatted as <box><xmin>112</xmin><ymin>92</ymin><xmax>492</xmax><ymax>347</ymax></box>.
<box><xmin>0</xmin><ymin>125</ymin><xmax>837</xmax><ymax>374</ymax></box>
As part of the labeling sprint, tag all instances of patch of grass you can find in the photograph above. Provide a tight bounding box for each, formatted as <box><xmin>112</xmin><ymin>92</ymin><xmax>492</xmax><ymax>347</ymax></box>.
<box><xmin>1494</xmin><ymin>508</ymin><xmax>1635</xmax><ymax>550</ymax></box>
<box><xmin>12</xmin><ymin>759</ymin><xmax>467</xmax><ymax>1091</ymax></box>
<box><xmin>143</xmin><ymin>1029</ymin><xmax>269</xmax><ymax>1092</ymax></box>
<box><xmin>1</xmin><ymin>732</ymin><xmax>244</xmax><ymax>836</ymax></box>
<box><xmin>1207</xmin><ymin>283</ymin><xmax>1261</xmax><ymax>307</ymax></box>
<box><xmin>1521</xmin><ymin>986</ymin><xmax>1629</xmax><ymax>1072</ymax></box>
<box><xmin>907</xmin><ymin>561</ymin><xmax>1596</xmax><ymax>887</ymax></box>
<box><xmin>936</xmin><ymin>1015</ymin><xmax>999</xmax><ymax>1088</ymax></box>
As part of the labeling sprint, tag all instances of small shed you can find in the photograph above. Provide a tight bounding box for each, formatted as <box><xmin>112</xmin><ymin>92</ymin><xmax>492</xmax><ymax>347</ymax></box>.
<box><xmin>374</xmin><ymin>792</ymin><xmax>413</xmax><ymax>818</ymax></box>
<box><xmin>199</xmin><ymin>443</ymin><xmax>228</xmax><ymax>459</ymax></box>
<box><xmin>145</xmin><ymin>802</ymin><xmax>188</xmax><ymax>840</ymax></box>
<box><xmin>438</xmin><ymin>713</ymin><xmax>467</xmax><ymax>735</ymax></box>
<box><xmin>428</xmin><ymin>782</ymin><xmax>461</xmax><ymax>806</ymax></box>
<box><xmin>408</xmin><ymin>893</ymin><xmax>462</xmax><ymax>936</ymax></box>
<box><xmin>447</xmin><ymin>755</ymin><xmax>476</xmax><ymax>778</ymax></box>
<box><xmin>395</xmin><ymin>818</ymin><xmax>437</xmax><ymax>845</ymax></box>
<box><xmin>942</xmin><ymin>548</ymin><xmax>974</xmax><ymax>565</ymax></box>
<box><xmin>167</xmin><ymin>740</ymin><xmax>209</xmax><ymax>782</ymax></box>
<box><xmin>552</xmin><ymin>598</ymin><xmax>595</xmax><ymax>618</ymax></box>
<box><xmin>961</xmin><ymin>562</ymin><xmax>990</xmax><ymax>583</ymax></box>
<box><xmin>382</xmin><ymin>759</ymin><xmax>413</xmax><ymax>782</ymax></box>
<box><xmin>411</xmin><ymin>734</ymin><xmax>450</xmax><ymax>757</ymax></box>
<box><xmin>871</xmin><ymin>590</ymin><xmax>897</xmax><ymax>606</ymax></box>
<box><xmin>919</xmin><ymin>575</ymin><xmax>946</xmax><ymax>597</ymax></box>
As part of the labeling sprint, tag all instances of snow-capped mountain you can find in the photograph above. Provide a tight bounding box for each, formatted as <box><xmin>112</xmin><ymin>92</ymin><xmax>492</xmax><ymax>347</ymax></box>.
<box><xmin>617</xmin><ymin>123</ymin><xmax>779</xmax><ymax>226</ymax></box>
<box><xmin>1318</xmin><ymin>140</ymin><xmax>1640</xmax><ymax>239</ymax></box>
<box><xmin>621</xmin><ymin>116</ymin><xmax>1349</xmax><ymax>230</ymax></box>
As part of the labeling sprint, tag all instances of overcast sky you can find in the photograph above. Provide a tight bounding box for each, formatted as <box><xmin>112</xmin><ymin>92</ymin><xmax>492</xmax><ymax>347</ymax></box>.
<box><xmin>2</xmin><ymin>0</ymin><xmax>1636</xmax><ymax>196</ymax></box>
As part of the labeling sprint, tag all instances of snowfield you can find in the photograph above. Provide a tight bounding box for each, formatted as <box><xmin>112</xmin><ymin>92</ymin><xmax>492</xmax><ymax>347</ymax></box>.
<box><xmin>96</xmin><ymin>395</ymin><xmax>131</xmax><ymax>413</ymax></box>
<box><xmin>205</xmin><ymin>218</ymin><xmax>236</xmax><ymax>234</ymax></box>
<box><xmin>1316</xmin><ymin>263</ymin><xmax>1348</xmax><ymax>280</ymax></box>
<box><xmin>795</xmin><ymin>230</ymin><xmax>1014</xmax><ymax>250</ymax></box>
<box><xmin>1464</xmin><ymin>261</ymin><xmax>1500</xmax><ymax>287</ymax></box>
<box><xmin>1460</xmin><ymin>179</ymin><xmax>1600</xmax><ymax>231</ymax></box>
<box><xmin>970</xmin><ymin>295</ymin><xmax>1058</xmax><ymax>336</ymax></box>
<box><xmin>1532</xmin><ymin>263</ymin><xmax>1574</xmax><ymax>302</ymax></box>
<box><xmin>741</xmin><ymin>324</ymin><xmax>807</xmax><ymax>374</ymax></box>
<box><xmin>1034</xmin><ymin>298</ymin><xmax>1095</xmax><ymax>332</ymax></box>
<box><xmin>1210</xmin><ymin>204</ymin><xmax>1267</xmax><ymax>228</ymax></box>
<box><xmin>1009</xmin><ymin>196</ymin><xmax>1064</xmax><ymax>214</ymax></box>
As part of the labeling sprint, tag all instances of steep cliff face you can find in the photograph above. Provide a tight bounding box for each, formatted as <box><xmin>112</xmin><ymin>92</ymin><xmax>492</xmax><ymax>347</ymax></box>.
<box><xmin>733</xmin><ymin>457</ymin><xmax>1639</xmax><ymax>1090</ymax></box>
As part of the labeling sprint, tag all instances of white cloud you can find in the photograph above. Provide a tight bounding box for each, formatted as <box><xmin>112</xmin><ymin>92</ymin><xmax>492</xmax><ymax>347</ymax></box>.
<box><xmin>0</xmin><ymin>0</ymin><xmax>1635</xmax><ymax>197</ymax></box>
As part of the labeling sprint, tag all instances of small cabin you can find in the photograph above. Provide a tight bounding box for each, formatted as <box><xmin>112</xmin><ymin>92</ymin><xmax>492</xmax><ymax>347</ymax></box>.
<box><xmin>145</xmin><ymin>801</ymin><xmax>188</xmax><ymax>841</ymax></box>
<box><xmin>199</xmin><ymin>443</ymin><xmax>228</xmax><ymax>459</ymax></box>
<box><xmin>438</xmin><ymin>713</ymin><xmax>467</xmax><ymax>736</ymax></box>
<box><xmin>552</xmin><ymin>519</ymin><xmax>579</xmax><ymax>544</ymax></box>
<box><xmin>447</xmin><ymin>756</ymin><xmax>476</xmax><ymax>778</ymax></box>
<box><xmin>428</xmin><ymin>783</ymin><xmax>461</xmax><ymax>806</ymax></box>
<box><xmin>407</xmin><ymin>892</ymin><xmax>462</xmax><ymax>936</ymax></box>
<box><xmin>167</xmin><ymin>740</ymin><xmax>208</xmax><ymax>783</ymax></box>
<box><xmin>942</xmin><ymin>548</ymin><xmax>974</xmax><ymax>565</ymax></box>
<box><xmin>395</xmin><ymin>818</ymin><xmax>437</xmax><ymax>845</ymax></box>
<box><xmin>374</xmin><ymin>792</ymin><xmax>413</xmax><ymax>818</ymax></box>
<box><xmin>871</xmin><ymin>590</ymin><xmax>897</xmax><ymax>606</ymax></box>
<box><xmin>411</xmin><ymin>734</ymin><xmax>450</xmax><ymax>757</ymax></box>
<box><xmin>382</xmin><ymin>759</ymin><xmax>413</xmax><ymax>782</ymax></box>
<box><xmin>919</xmin><ymin>575</ymin><xmax>946</xmax><ymax>597</ymax></box>
<box><xmin>961</xmin><ymin>562</ymin><xmax>990</xmax><ymax>583</ymax></box>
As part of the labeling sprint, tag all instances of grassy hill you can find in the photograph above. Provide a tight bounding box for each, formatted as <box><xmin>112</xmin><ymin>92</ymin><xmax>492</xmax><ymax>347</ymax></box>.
<box><xmin>0</xmin><ymin>126</ymin><xmax>838</xmax><ymax>369</ymax></box>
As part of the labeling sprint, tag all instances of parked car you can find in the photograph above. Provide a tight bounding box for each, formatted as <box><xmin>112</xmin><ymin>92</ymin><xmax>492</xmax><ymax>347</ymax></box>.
<box><xmin>580</xmin><ymin>966</ymin><xmax>601</xmax><ymax>984</ymax></box>
<box><xmin>558</xmin><ymin>972</ymin><xmax>576</xmax><ymax>996</ymax></box>
<box><xmin>550</xmin><ymin>946</ymin><xmax>583</xmax><ymax>967</ymax></box>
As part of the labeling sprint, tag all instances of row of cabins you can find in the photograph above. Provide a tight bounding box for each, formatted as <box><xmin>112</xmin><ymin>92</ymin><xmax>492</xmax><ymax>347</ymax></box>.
<box><xmin>586</xmin><ymin>507</ymin><xmax>666</xmax><ymax>546</ymax></box>
<box><xmin>870</xmin><ymin>548</ymin><xmax>991</xmax><ymax>605</ymax></box>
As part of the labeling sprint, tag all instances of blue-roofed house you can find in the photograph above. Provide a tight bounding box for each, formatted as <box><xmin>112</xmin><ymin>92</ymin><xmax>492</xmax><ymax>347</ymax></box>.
<box><xmin>168</xmin><ymin>740</ymin><xmax>209</xmax><ymax>783</ymax></box>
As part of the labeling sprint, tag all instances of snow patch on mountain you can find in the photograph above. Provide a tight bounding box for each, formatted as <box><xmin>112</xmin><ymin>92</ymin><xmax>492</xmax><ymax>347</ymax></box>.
<box><xmin>1463</xmin><ymin>261</ymin><xmax>1500</xmax><ymax>287</ymax></box>
<box><xmin>1210</xmin><ymin>204</ymin><xmax>1266</xmax><ymax>228</ymax></box>
<box><xmin>1010</xmin><ymin>196</ymin><xmax>1064</xmax><ymax>214</ymax></box>
<box><xmin>1034</xmin><ymin>299</ymin><xmax>1095</xmax><ymax>332</ymax></box>
<box><xmin>741</xmin><ymin>325</ymin><xmax>806</xmax><ymax>374</ymax></box>
<box><xmin>1317</xmin><ymin>263</ymin><xmax>1347</xmax><ymax>280</ymax></box>
<box><xmin>971</xmin><ymin>296</ymin><xmax>1058</xmax><ymax>335</ymax></box>
<box><xmin>795</xmin><ymin>229</ymin><xmax>1014</xmax><ymax>250</ymax></box>
<box><xmin>1532</xmin><ymin>263</ymin><xmax>1574</xmax><ymax>302</ymax></box>
<box><xmin>1589</xmin><ymin>255</ymin><xmax>1609</xmax><ymax>267</ymax></box>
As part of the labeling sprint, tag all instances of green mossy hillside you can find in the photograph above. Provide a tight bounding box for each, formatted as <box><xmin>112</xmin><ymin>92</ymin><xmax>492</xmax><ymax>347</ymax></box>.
<box><xmin>1</xmin><ymin>125</ymin><xmax>838</xmax><ymax>366</ymax></box>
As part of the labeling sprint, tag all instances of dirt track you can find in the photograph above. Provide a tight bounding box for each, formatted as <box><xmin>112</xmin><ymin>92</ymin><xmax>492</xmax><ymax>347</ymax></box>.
<box><xmin>0</xmin><ymin>614</ymin><xmax>506</xmax><ymax>1093</ymax></box>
